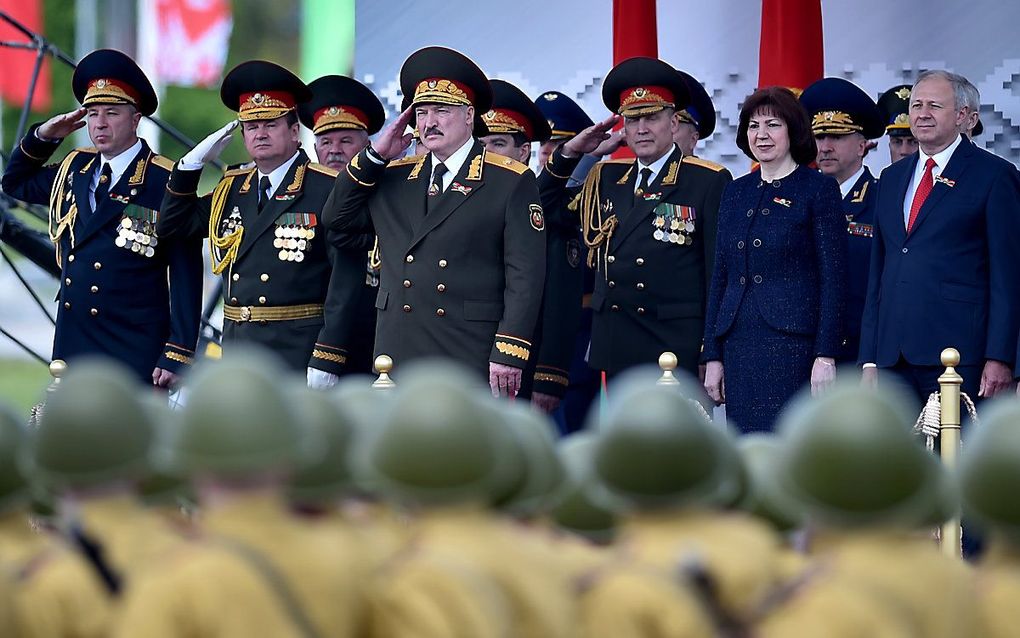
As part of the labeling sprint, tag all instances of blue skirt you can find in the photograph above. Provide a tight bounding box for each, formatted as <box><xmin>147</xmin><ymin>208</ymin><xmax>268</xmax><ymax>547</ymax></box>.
<box><xmin>722</xmin><ymin>297</ymin><xmax>815</xmax><ymax>434</ymax></box>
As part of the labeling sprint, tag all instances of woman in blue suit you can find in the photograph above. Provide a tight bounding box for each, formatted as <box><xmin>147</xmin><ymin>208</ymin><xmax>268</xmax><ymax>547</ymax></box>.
<box><xmin>703</xmin><ymin>87</ymin><xmax>846</xmax><ymax>433</ymax></box>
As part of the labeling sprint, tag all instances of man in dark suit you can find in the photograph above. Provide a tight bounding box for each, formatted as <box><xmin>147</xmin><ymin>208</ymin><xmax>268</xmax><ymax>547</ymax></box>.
<box><xmin>860</xmin><ymin>70</ymin><xmax>1020</xmax><ymax>400</ymax></box>
<box><xmin>1</xmin><ymin>49</ymin><xmax>203</xmax><ymax>386</ymax></box>
<box><xmin>158</xmin><ymin>60</ymin><xmax>360</xmax><ymax>382</ymax></box>
<box><xmin>573</xmin><ymin>57</ymin><xmax>732</xmax><ymax>377</ymax></box>
<box><xmin>297</xmin><ymin>75</ymin><xmax>387</xmax><ymax>375</ymax></box>
<box><xmin>800</xmin><ymin>77</ymin><xmax>885</xmax><ymax>364</ymax></box>
<box><xmin>322</xmin><ymin>47</ymin><xmax>546</xmax><ymax>397</ymax></box>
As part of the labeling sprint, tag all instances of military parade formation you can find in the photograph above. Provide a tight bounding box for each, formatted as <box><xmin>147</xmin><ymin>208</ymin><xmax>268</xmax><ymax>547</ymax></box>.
<box><xmin>2</xmin><ymin>37</ymin><xmax>1020</xmax><ymax>636</ymax></box>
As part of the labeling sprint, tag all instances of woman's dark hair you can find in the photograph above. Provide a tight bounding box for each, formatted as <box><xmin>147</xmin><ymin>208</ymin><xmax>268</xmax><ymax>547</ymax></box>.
<box><xmin>736</xmin><ymin>86</ymin><xmax>817</xmax><ymax>165</ymax></box>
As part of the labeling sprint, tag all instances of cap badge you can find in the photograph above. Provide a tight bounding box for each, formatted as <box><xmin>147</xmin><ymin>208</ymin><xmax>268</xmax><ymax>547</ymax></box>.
<box><xmin>633</xmin><ymin>88</ymin><xmax>647</xmax><ymax>98</ymax></box>
<box><xmin>895</xmin><ymin>87</ymin><xmax>911</xmax><ymax>100</ymax></box>
<box><xmin>428</xmin><ymin>80</ymin><xmax>438</xmax><ymax>89</ymax></box>
<box><xmin>542</xmin><ymin>92</ymin><xmax>558</xmax><ymax>101</ymax></box>
<box><xmin>252</xmin><ymin>93</ymin><xmax>265</xmax><ymax>105</ymax></box>
<box><xmin>328</xmin><ymin>106</ymin><xmax>340</xmax><ymax>115</ymax></box>
<box><xmin>95</xmin><ymin>79</ymin><xmax>108</xmax><ymax>89</ymax></box>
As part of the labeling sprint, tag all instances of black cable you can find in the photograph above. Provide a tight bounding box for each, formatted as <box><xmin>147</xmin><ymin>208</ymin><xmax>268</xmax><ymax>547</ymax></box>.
<box><xmin>0</xmin><ymin>324</ymin><xmax>47</xmax><ymax>365</ymax></box>
<box><xmin>0</xmin><ymin>244</ymin><xmax>55</xmax><ymax>325</ymax></box>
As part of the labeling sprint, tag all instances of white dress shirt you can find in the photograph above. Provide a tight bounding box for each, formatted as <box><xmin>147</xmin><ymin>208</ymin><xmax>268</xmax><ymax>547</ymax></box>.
<box><xmin>257</xmin><ymin>151</ymin><xmax>300</xmax><ymax>203</ymax></box>
<box><xmin>902</xmin><ymin>134</ymin><xmax>963</xmax><ymax>227</ymax></box>
<box><xmin>90</xmin><ymin>139</ymin><xmax>143</xmax><ymax>211</ymax></box>
<box><xmin>633</xmin><ymin>143</ymin><xmax>679</xmax><ymax>194</ymax></box>
<box><xmin>839</xmin><ymin>164</ymin><xmax>866</xmax><ymax>200</ymax></box>
<box><xmin>428</xmin><ymin>137</ymin><xmax>475</xmax><ymax>192</ymax></box>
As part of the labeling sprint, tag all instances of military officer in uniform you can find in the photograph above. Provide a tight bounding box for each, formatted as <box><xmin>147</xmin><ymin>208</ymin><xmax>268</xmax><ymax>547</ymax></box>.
<box><xmin>158</xmin><ymin>61</ymin><xmax>361</xmax><ymax>382</ymax></box>
<box><xmin>1</xmin><ymin>49</ymin><xmax>203</xmax><ymax>386</ymax></box>
<box><xmin>534</xmin><ymin>90</ymin><xmax>594</xmax><ymax>172</ymax></box>
<box><xmin>573</xmin><ymin>57</ymin><xmax>732</xmax><ymax>377</ymax></box>
<box><xmin>322</xmin><ymin>47</ymin><xmax>546</xmax><ymax>396</ymax></box>
<box><xmin>673</xmin><ymin>70</ymin><xmax>717</xmax><ymax>156</ymax></box>
<box><xmin>298</xmin><ymin>75</ymin><xmax>387</xmax><ymax>374</ymax></box>
<box><xmin>877</xmin><ymin>85</ymin><xmax>919</xmax><ymax>164</ymax></box>
<box><xmin>480</xmin><ymin>79</ymin><xmax>616</xmax><ymax>411</ymax></box>
<box><xmin>800</xmin><ymin>77</ymin><xmax>884</xmax><ymax>363</ymax></box>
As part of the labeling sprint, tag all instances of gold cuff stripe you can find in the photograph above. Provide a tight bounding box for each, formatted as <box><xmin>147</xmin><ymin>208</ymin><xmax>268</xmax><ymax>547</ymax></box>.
<box><xmin>222</xmin><ymin>303</ymin><xmax>324</xmax><ymax>322</ymax></box>
<box><xmin>495</xmin><ymin>333</ymin><xmax>532</xmax><ymax>347</ymax></box>
<box><xmin>534</xmin><ymin>372</ymin><xmax>569</xmax><ymax>386</ymax></box>
<box><xmin>496</xmin><ymin>341</ymin><xmax>530</xmax><ymax>361</ymax></box>
<box><xmin>312</xmin><ymin>349</ymin><xmax>347</xmax><ymax>365</ymax></box>
<box><xmin>19</xmin><ymin>139</ymin><xmax>48</xmax><ymax>161</ymax></box>
<box><xmin>163</xmin><ymin>351</ymin><xmax>194</xmax><ymax>365</ymax></box>
<box><xmin>345</xmin><ymin>163</ymin><xmax>376</xmax><ymax>187</ymax></box>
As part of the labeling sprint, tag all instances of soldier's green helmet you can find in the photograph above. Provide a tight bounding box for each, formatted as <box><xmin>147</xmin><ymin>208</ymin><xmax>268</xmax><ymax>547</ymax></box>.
<box><xmin>21</xmin><ymin>358</ymin><xmax>154</xmax><ymax>491</ymax></box>
<box><xmin>737</xmin><ymin>435</ymin><xmax>804</xmax><ymax>532</ymax></box>
<box><xmin>289</xmin><ymin>384</ymin><xmax>361</xmax><ymax>506</ymax></box>
<box><xmin>775</xmin><ymin>381</ymin><xmax>944</xmax><ymax>528</ymax></box>
<box><xmin>355</xmin><ymin>360</ymin><xmax>509</xmax><ymax>506</ymax></box>
<box><xmin>491</xmin><ymin>402</ymin><xmax>567</xmax><ymax>516</ymax></box>
<box><xmin>958</xmin><ymin>401</ymin><xmax>1020</xmax><ymax>540</ymax></box>
<box><xmin>136</xmin><ymin>393</ymin><xmax>193</xmax><ymax>509</ymax></box>
<box><xmin>551</xmin><ymin>433</ymin><xmax>617</xmax><ymax>543</ymax></box>
<box><xmin>0</xmin><ymin>402</ymin><xmax>30</xmax><ymax>513</ymax></box>
<box><xmin>329</xmin><ymin>375</ymin><xmax>393</xmax><ymax>497</ymax></box>
<box><xmin>155</xmin><ymin>349</ymin><xmax>321</xmax><ymax>477</ymax></box>
<box><xmin>590</xmin><ymin>372</ymin><xmax>742</xmax><ymax>512</ymax></box>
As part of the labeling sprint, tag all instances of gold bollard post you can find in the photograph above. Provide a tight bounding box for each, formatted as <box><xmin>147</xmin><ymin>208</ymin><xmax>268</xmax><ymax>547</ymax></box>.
<box><xmin>656</xmin><ymin>352</ymin><xmax>680</xmax><ymax>386</ymax></box>
<box><xmin>938</xmin><ymin>347</ymin><xmax>963</xmax><ymax>558</ymax></box>
<box><xmin>372</xmin><ymin>354</ymin><xmax>396</xmax><ymax>390</ymax></box>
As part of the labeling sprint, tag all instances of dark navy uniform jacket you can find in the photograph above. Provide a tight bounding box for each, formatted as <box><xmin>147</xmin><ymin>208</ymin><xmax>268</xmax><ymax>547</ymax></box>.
<box><xmin>703</xmin><ymin>165</ymin><xmax>847</xmax><ymax>362</ymax></box>
<box><xmin>860</xmin><ymin>139</ymin><xmax>1020</xmax><ymax>369</ymax></box>
<box><xmin>1</xmin><ymin>126</ymin><xmax>203</xmax><ymax>382</ymax></box>
<box><xmin>159</xmin><ymin>150</ymin><xmax>359</xmax><ymax>375</ymax></box>
<box><xmin>322</xmin><ymin>141</ymin><xmax>546</xmax><ymax>379</ymax></box>
<box><xmin>840</xmin><ymin>166</ymin><xmax>879</xmax><ymax>362</ymax></box>
<box><xmin>580</xmin><ymin>145</ymin><xmax>731</xmax><ymax>376</ymax></box>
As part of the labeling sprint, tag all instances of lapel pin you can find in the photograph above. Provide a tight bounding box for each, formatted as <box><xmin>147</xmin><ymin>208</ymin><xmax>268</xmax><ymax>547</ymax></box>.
<box><xmin>934</xmin><ymin>175</ymin><xmax>956</xmax><ymax>188</ymax></box>
<box><xmin>773</xmin><ymin>197</ymin><xmax>792</xmax><ymax>207</ymax></box>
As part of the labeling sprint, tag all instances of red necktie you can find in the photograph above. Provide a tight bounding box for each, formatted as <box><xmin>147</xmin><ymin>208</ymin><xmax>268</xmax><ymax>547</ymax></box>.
<box><xmin>907</xmin><ymin>157</ymin><xmax>936</xmax><ymax>233</ymax></box>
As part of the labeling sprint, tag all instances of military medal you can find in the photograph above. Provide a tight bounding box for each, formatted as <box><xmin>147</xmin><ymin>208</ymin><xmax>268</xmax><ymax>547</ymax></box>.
<box><xmin>116</xmin><ymin>205</ymin><xmax>158</xmax><ymax>258</ymax></box>
<box><xmin>274</xmin><ymin>213</ymin><xmax>317</xmax><ymax>262</ymax></box>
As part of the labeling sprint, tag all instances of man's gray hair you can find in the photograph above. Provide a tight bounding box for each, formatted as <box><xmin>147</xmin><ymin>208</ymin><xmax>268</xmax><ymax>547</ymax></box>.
<box><xmin>913</xmin><ymin>70</ymin><xmax>972</xmax><ymax>111</ymax></box>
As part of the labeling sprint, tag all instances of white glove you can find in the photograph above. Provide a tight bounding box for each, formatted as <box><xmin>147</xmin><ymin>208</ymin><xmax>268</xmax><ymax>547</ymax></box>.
<box><xmin>180</xmin><ymin>120</ymin><xmax>239</xmax><ymax>170</ymax></box>
<box><xmin>307</xmin><ymin>367</ymin><xmax>340</xmax><ymax>390</ymax></box>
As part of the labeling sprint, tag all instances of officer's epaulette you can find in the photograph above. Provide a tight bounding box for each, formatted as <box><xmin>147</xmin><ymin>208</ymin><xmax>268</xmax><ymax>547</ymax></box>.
<box><xmin>599</xmin><ymin>158</ymin><xmax>633</xmax><ymax>164</ymax></box>
<box><xmin>387</xmin><ymin>155</ymin><xmax>422</xmax><ymax>167</ymax></box>
<box><xmin>484</xmin><ymin>153</ymin><xmax>528</xmax><ymax>175</ymax></box>
<box><xmin>682</xmin><ymin>156</ymin><xmax>726</xmax><ymax>172</ymax></box>
<box><xmin>223</xmin><ymin>165</ymin><xmax>254</xmax><ymax>177</ymax></box>
<box><xmin>73</xmin><ymin>146</ymin><xmax>99</xmax><ymax>155</ymax></box>
<box><xmin>150</xmin><ymin>154</ymin><xmax>175</xmax><ymax>171</ymax></box>
<box><xmin>307</xmin><ymin>162</ymin><xmax>339</xmax><ymax>177</ymax></box>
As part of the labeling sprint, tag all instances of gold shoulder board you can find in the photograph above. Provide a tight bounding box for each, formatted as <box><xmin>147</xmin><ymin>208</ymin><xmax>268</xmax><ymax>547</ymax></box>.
<box><xmin>307</xmin><ymin>162</ymin><xmax>339</xmax><ymax>177</ymax></box>
<box><xmin>682</xmin><ymin>156</ymin><xmax>727</xmax><ymax>173</ymax></box>
<box><xmin>150</xmin><ymin>154</ymin><xmax>175</xmax><ymax>171</ymax></box>
<box><xmin>483</xmin><ymin>154</ymin><xmax>528</xmax><ymax>175</ymax></box>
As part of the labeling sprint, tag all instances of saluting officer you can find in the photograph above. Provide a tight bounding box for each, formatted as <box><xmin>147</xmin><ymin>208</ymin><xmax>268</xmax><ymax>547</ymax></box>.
<box><xmin>1</xmin><ymin>49</ymin><xmax>203</xmax><ymax>386</ymax></box>
<box><xmin>673</xmin><ymin>70</ymin><xmax>717</xmax><ymax>157</ymax></box>
<box><xmin>800</xmin><ymin>77</ymin><xmax>885</xmax><ymax>363</ymax></box>
<box><xmin>573</xmin><ymin>57</ymin><xmax>732</xmax><ymax>377</ymax></box>
<box><xmin>158</xmin><ymin>61</ymin><xmax>360</xmax><ymax>382</ymax></box>
<box><xmin>322</xmin><ymin>47</ymin><xmax>546</xmax><ymax>397</ymax></box>
<box><xmin>877</xmin><ymin>85</ymin><xmax>919</xmax><ymax>164</ymax></box>
<box><xmin>298</xmin><ymin>75</ymin><xmax>387</xmax><ymax>375</ymax></box>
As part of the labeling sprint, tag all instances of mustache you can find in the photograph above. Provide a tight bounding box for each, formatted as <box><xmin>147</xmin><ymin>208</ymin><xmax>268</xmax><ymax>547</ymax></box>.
<box><xmin>424</xmin><ymin>126</ymin><xmax>443</xmax><ymax>137</ymax></box>
<box><xmin>326</xmin><ymin>153</ymin><xmax>345</xmax><ymax>163</ymax></box>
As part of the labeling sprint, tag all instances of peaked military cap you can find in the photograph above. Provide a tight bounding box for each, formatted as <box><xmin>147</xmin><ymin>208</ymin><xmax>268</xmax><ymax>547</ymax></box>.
<box><xmin>220</xmin><ymin>60</ymin><xmax>312</xmax><ymax>122</ymax></box>
<box><xmin>298</xmin><ymin>75</ymin><xmax>385</xmax><ymax>136</ymax></box>
<box><xmin>482</xmin><ymin>79</ymin><xmax>551</xmax><ymax>142</ymax></box>
<box><xmin>602</xmin><ymin>57</ymin><xmax>691</xmax><ymax>118</ymax></box>
<box><xmin>877</xmin><ymin>84</ymin><xmax>913</xmax><ymax>137</ymax></box>
<box><xmin>676</xmin><ymin>70</ymin><xmax>716</xmax><ymax>139</ymax></box>
<box><xmin>800</xmin><ymin>77</ymin><xmax>884</xmax><ymax>139</ymax></box>
<box><xmin>72</xmin><ymin>48</ymin><xmax>158</xmax><ymax>116</ymax></box>
<box><xmin>534</xmin><ymin>90</ymin><xmax>594</xmax><ymax>140</ymax></box>
<box><xmin>399</xmin><ymin>46</ymin><xmax>492</xmax><ymax>113</ymax></box>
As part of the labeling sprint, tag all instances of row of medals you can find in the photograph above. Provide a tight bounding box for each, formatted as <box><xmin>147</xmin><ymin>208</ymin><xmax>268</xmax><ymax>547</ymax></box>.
<box><xmin>115</xmin><ymin>218</ymin><xmax>157</xmax><ymax>257</ymax></box>
<box><xmin>653</xmin><ymin>216</ymin><xmax>695</xmax><ymax>245</ymax></box>
<box><xmin>274</xmin><ymin>224</ymin><xmax>315</xmax><ymax>262</ymax></box>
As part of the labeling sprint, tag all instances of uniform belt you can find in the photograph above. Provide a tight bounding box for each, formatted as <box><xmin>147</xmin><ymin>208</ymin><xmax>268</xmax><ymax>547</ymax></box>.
<box><xmin>223</xmin><ymin>303</ymin><xmax>324</xmax><ymax>323</ymax></box>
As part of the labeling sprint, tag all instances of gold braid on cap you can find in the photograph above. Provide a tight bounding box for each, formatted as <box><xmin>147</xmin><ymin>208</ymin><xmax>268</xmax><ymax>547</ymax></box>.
<box><xmin>619</xmin><ymin>87</ymin><xmax>674</xmax><ymax>117</ymax></box>
<box><xmin>413</xmin><ymin>79</ymin><xmax>471</xmax><ymax>106</ymax></box>
<box><xmin>888</xmin><ymin>112</ymin><xmax>911</xmax><ymax>130</ymax></box>
<box><xmin>677</xmin><ymin>109</ymin><xmax>697</xmax><ymax>125</ymax></box>
<box><xmin>314</xmin><ymin>107</ymin><xmax>368</xmax><ymax>134</ymax></box>
<box><xmin>482</xmin><ymin>109</ymin><xmax>526</xmax><ymax>134</ymax></box>
<box><xmin>239</xmin><ymin>93</ymin><xmax>293</xmax><ymax>122</ymax></box>
<box><xmin>811</xmin><ymin>110</ymin><xmax>863</xmax><ymax>135</ymax></box>
<box><xmin>83</xmin><ymin>79</ymin><xmax>138</xmax><ymax>107</ymax></box>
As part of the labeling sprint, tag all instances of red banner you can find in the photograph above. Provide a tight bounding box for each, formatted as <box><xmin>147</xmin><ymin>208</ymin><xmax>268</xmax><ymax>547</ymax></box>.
<box><xmin>611</xmin><ymin>0</ymin><xmax>658</xmax><ymax>158</ymax></box>
<box><xmin>150</xmin><ymin>0</ymin><xmax>232</xmax><ymax>88</ymax></box>
<box><xmin>758</xmin><ymin>0</ymin><xmax>824</xmax><ymax>92</ymax></box>
<box><xmin>0</xmin><ymin>0</ymin><xmax>51</xmax><ymax>111</ymax></box>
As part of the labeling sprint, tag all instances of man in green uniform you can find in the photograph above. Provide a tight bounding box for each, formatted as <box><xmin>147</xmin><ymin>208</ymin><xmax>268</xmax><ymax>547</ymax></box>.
<box><xmin>158</xmin><ymin>60</ymin><xmax>361</xmax><ymax>382</ymax></box>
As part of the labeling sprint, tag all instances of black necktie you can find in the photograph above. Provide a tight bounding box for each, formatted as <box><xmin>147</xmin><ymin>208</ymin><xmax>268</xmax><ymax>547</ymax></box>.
<box><xmin>89</xmin><ymin>163</ymin><xmax>112</xmax><ymax>219</ymax></box>
<box><xmin>634</xmin><ymin>167</ymin><xmax>653</xmax><ymax>206</ymax></box>
<box><xmin>257</xmin><ymin>176</ymin><xmax>272</xmax><ymax>212</ymax></box>
<box><xmin>426</xmin><ymin>162</ymin><xmax>448</xmax><ymax>214</ymax></box>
